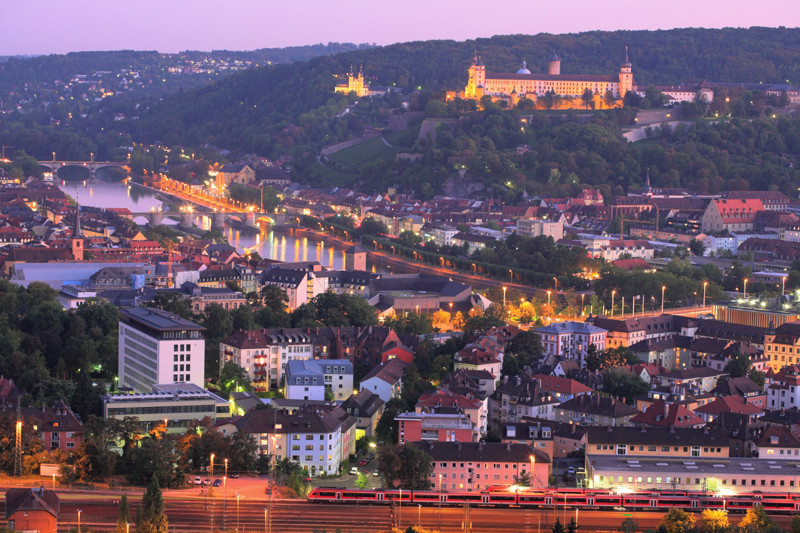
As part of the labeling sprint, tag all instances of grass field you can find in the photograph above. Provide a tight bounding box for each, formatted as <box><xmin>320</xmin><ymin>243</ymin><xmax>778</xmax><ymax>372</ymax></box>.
<box><xmin>327</xmin><ymin>135</ymin><xmax>398</xmax><ymax>168</ymax></box>
<box><xmin>309</xmin><ymin>160</ymin><xmax>360</xmax><ymax>186</ymax></box>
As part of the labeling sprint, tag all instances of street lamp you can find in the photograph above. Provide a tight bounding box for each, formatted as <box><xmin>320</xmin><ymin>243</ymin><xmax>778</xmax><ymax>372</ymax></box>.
<box><xmin>77</xmin><ymin>509</ymin><xmax>82</xmax><ymax>533</ymax></box>
<box><xmin>611</xmin><ymin>290</ymin><xmax>616</xmax><ymax>317</ymax></box>
<box><xmin>508</xmin><ymin>269</ymin><xmax>513</xmax><ymax>281</ymax></box>
<box><xmin>264</xmin><ymin>508</ymin><xmax>268</xmax><ymax>533</ymax></box>
<box><xmin>418</xmin><ymin>504</ymin><xmax>422</xmax><ymax>529</ymax></box>
<box><xmin>744</xmin><ymin>278</ymin><xmax>749</xmax><ymax>298</ymax></box>
<box><xmin>236</xmin><ymin>492</ymin><xmax>241</xmax><ymax>533</ymax></box>
<box><xmin>126</xmin><ymin>523</ymin><xmax>131</xmax><ymax>533</ymax></box>
<box><xmin>399</xmin><ymin>488</ymin><xmax>403</xmax><ymax>529</ymax></box>
<box><xmin>210</xmin><ymin>453</ymin><xmax>215</xmax><ymax>477</ymax></box>
<box><xmin>553</xmin><ymin>277</ymin><xmax>558</xmax><ymax>289</ymax></box>
<box><xmin>547</xmin><ymin>290</ymin><xmax>552</xmax><ymax>307</ymax></box>
<box><xmin>502</xmin><ymin>286</ymin><xmax>507</xmax><ymax>308</ymax></box>
<box><xmin>703</xmin><ymin>281</ymin><xmax>708</xmax><ymax>307</ymax></box>
<box><xmin>529</xmin><ymin>455</ymin><xmax>535</xmax><ymax>488</ymax></box>
<box><xmin>661</xmin><ymin>285</ymin><xmax>666</xmax><ymax>314</ymax></box>
<box><xmin>581</xmin><ymin>293</ymin><xmax>586</xmax><ymax>316</ymax></box>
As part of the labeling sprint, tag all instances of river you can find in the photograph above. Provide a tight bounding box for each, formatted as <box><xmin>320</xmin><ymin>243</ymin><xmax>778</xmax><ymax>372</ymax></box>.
<box><xmin>58</xmin><ymin>179</ymin><xmax>372</xmax><ymax>271</ymax></box>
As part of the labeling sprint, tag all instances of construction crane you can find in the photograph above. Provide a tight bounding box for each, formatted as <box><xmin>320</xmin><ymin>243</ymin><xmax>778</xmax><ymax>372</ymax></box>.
<box><xmin>162</xmin><ymin>238</ymin><xmax>177</xmax><ymax>288</ymax></box>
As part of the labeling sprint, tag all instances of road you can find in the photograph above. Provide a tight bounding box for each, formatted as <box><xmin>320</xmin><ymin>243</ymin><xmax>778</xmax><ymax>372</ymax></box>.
<box><xmin>5</xmin><ymin>492</ymin><xmax>800</xmax><ymax>533</ymax></box>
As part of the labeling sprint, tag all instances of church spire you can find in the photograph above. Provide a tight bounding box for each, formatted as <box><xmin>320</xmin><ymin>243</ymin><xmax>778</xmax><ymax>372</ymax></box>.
<box><xmin>625</xmin><ymin>45</ymin><xmax>629</xmax><ymax>63</ymax></box>
<box><xmin>74</xmin><ymin>203</ymin><xmax>82</xmax><ymax>239</ymax></box>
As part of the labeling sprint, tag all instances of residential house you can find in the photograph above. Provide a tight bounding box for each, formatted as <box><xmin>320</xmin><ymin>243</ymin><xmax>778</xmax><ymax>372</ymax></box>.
<box><xmin>396</xmin><ymin>408</ymin><xmax>476</xmax><ymax>445</ymax></box>
<box><xmin>534</xmin><ymin>321</ymin><xmax>607</xmax><ymax>368</ymax></box>
<box><xmin>554</xmin><ymin>394</ymin><xmax>640</xmax><ymax>427</ymax></box>
<box><xmin>19</xmin><ymin>401</ymin><xmax>83</xmax><ymax>452</ymax></box>
<box><xmin>491</xmin><ymin>375</ymin><xmax>561</xmax><ymax>425</ymax></box>
<box><xmin>752</xmin><ymin>425</ymin><xmax>800</xmax><ymax>459</ymax></box>
<box><xmin>416</xmin><ymin>389</ymin><xmax>487</xmax><ymax>436</ymax></box>
<box><xmin>234</xmin><ymin>406</ymin><xmax>343</xmax><ymax>477</ymax></box>
<box><xmin>532</xmin><ymin>374</ymin><xmax>592</xmax><ymax>403</ymax></box>
<box><xmin>694</xmin><ymin>396</ymin><xmax>764</xmax><ymax>424</ymax></box>
<box><xmin>285</xmin><ymin>359</ymin><xmax>354</xmax><ymax>402</ymax></box>
<box><xmin>340</xmin><ymin>389</ymin><xmax>385</xmax><ymax>440</ymax></box>
<box><xmin>421</xmin><ymin>441</ymin><xmax>550</xmax><ymax>491</ymax></box>
<box><xmin>219</xmin><ymin>329</ymin><xmax>314</xmax><ymax>391</ymax></box>
<box><xmin>659</xmin><ymin>367</ymin><xmax>729</xmax><ymax>393</ymax></box>
<box><xmin>631</xmin><ymin>400</ymin><xmax>706</xmax><ymax>429</ymax></box>
<box><xmin>359</xmin><ymin>358</ymin><xmax>408</xmax><ymax>402</ymax></box>
<box><xmin>586</xmin><ymin>426</ymin><xmax>731</xmax><ymax>460</ymax></box>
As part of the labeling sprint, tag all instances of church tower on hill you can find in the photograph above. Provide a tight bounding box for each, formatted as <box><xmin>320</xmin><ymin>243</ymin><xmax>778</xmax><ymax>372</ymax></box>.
<box><xmin>71</xmin><ymin>204</ymin><xmax>84</xmax><ymax>261</ymax></box>
<box><xmin>464</xmin><ymin>53</ymin><xmax>486</xmax><ymax>99</ymax></box>
<box><xmin>618</xmin><ymin>47</ymin><xmax>633</xmax><ymax>99</ymax></box>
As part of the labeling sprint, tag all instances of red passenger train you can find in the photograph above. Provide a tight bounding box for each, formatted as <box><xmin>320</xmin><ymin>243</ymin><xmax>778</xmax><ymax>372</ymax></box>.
<box><xmin>307</xmin><ymin>487</ymin><xmax>800</xmax><ymax>513</ymax></box>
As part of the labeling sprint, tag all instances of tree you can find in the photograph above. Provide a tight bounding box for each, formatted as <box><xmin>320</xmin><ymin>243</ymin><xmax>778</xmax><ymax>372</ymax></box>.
<box><xmin>430</xmin><ymin>310</ymin><xmax>450</xmax><ymax>331</ymax></box>
<box><xmin>360</xmin><ymin>217</ymin><xmax>388</xmax><ymax>236</ymax></box>
<box><xmin>738</xmin><ymin>504</ymin><xmax>777</xmax><ymax>533</ymax></box>
<box><xmin>724</xmin><ymin>350</ymin><xmax>751</xmax><ymax>378</ymax></box>
<box><xmin>260</xmin><ymin>285</ymin><xmax>289</xmax><ymax>314</ymax></box>
<box><xmin>581</xmin><ymin>88</ymin><xmax>594</xmax><ymax>109</ymax></box>
<box><xmin>137</xmin><ymin>475</ymin><xmax>168</xmax><ymax>533</ymax></box>
<box><xmin>355</xmin><ymin>472</ymin><xmax>369</xmax><ymax>489</ymax></box>
<box><xmin>658</xmin><ymin>508</ymin><xmax>695</xmax><ymax>533</ymax></box>
<box><xmin>551</xmin><ymin>518</ymin><xmax>565</xmax><ymax>533</ymax></box>
<box><xmin>377</xmin><ymin>443</ymin><xmax>433</xmax><ymax>490</ymax></box>
<box><xmin>70</xmin><ymin>369</ymin><xmax>101</xmax><ymax>420</ymax></box>
<box><xmin>144</xmin><ymin>293</ymin><xmax>192</xmax><ymax>320</ymax></box>
<box><xmin>116</xmin><ymin>494</ymin><xmax>132</xmax><ymax>533</ymax></box>
<box><xmin>231</xmin><ymin>304</ymin><xmax>255</xmax><ymax>331</ymax></box>
<box><xmin>586</xmin><ymin>346</ymin><xmax>637</xmax><ymax>372</ymax></box>
<box><xmin>602</xmin><ymin>367</ymin><xmax>650</xmax><ymax>404</ymax></box>
<box><xmin>791</xmin><ymin>515</ymin><xmax>800</xmax><ymax>533</ymax></box>
<box><xmin>218</xmin><ymin>362</ymin><xmax>252</xmax><ymax>395</ymax></box>
<box><xmin>700</xmin><ymin>509</ymin><xmax>730</xmax><ymax>533</ymax></box>
<box><xmin>566</xmin><ymin>518</ymin><xmax>578</xmax><ymax>533</ymax></box>
<box><xmin>451</xmin><ymin>311</ymin><xmax>465</xmax><ymax>331</ymax></box>
<box><xmin>620</xmin><ymin>518</ymin><xmax>639</xmax><ymax>533</ymax></box>
<box><xmin>504</xmin><ymin>330</ymin><xmax>544</xmax><ymax>375</ymax></box>
<box><xmin>689</xmin><ymin>239</ymin><xmax>706</xmax><ymax>256</ymax></box>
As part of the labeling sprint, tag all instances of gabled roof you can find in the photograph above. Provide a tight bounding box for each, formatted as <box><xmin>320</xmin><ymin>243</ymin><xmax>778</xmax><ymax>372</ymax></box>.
<box><xmin>587</xmin><ymin>426</ymin><xmax>730</xmax><ymax>447</ymax></box>
<box><xmin>558</xmin><ymin>394</ymin><xmax>639</xmax><ymax>418</ymax></box>
<box><xmin>532</xmin><ymin>374</ymin><xmax>592</xmax><ymax>395</ymax></box>
<box><xmin>417</xmin><ymin>441</ymin><xmax>549</xmax><ymax>464</ymax></box>
<box><xmin>5</xmin><ymin>487</ymin><xmax>59</xmax><ymax>519</ymax></box>
<box><xmin>631</xmin><ymin>400</ymin><xmax>705</xmax><ymax>428</ymax></box>
<box><xmin>754</xmin><ymin>425</ymin><xmax>800</xmax><ymax>449</ymax></box>
<box><xmin>694</xmin><ymin>395</ymin><xmax>763</xmax><ymax>417</ymax></box>
<box><xmin>361</xmin><ymin>357</ymin><xmax>408</xmax><ymax>385</ymax></box>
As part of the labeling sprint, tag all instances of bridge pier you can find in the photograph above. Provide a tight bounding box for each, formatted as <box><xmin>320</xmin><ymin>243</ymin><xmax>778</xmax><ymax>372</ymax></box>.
<box><xmin>181</xmin><ymin>212</ymin><xmax>194</xmax><ymax>228</ymax></box>
<box><xmin>246</xmin><ymin>212</ymin><xmax>257</xmax><ymax>228</ymax></box>
<box><xmin>212</xmin><ymin>213</ymin><xmax>227</xmax><ymax>230</ymax></box>
<box><xmin>150</xmin><ymin>212</ymin><xmax>164</xmax><ymax>226</ymax></box>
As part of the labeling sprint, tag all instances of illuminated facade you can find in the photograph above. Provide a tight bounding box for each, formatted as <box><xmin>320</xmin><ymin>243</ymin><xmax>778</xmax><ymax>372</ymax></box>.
<box><xmin>455</xmin><ymin>50</ymin><xmax>633</xmax><ymax>108</ymax></box>
<box><xmin>334</xmin><ymin>65</ymin><xmax>370</xmax><ymax>97</ymax></box>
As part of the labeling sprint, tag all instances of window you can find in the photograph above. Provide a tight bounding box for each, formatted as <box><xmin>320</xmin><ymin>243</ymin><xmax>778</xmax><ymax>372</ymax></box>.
<box><xmin>691</xmin><ymin>446</ymin><xmax>701</xmax><ymax>457</ymax></box>
<box><xmin>616</xmin><ymin>445</ymin><xmax>627</xmax><ymax>455</ymax></box>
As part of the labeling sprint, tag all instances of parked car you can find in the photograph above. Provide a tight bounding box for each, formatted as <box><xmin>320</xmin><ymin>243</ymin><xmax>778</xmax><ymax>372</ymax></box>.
<box><xmin>193</xmin><ymin>476</ymin><xmax>202</xmax><ymax>485</ymax></box>
<box><xmin>359</xmin><ymin>459</ymin><xmax>369</xmax><ymax>466</ymax></box>
<box><xmin>264</xmin><ymin>486</ymin><xmax>272</xmax><ymax>495</ymax></box>
<box><xmin>230</xmin><ymin>471</ymin><xmax>240</xmax><ymax>479</ymax></box>
<box><xmin>349</xmin><ymin>466</ymin><xmax>359</xmax><ymax>475</ymax></box>
<box><xmin>372</xmin><ymin>470</ymin><xmax>380</xmax><ymax>477</ymax></box>
<box><xmin>204</xmin><ymin>478</ymin><xmax>211</xmax><ymax>486</ymax></box>
<box><xmin>213</xmin><ymin>479</ymin><xmax>222</xmax><ymax>487</ymax></box>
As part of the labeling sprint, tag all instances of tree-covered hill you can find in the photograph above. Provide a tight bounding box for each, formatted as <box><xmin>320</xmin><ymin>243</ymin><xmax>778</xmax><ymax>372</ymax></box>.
<box><xmin>128</xmin><ymin>27</ymin><xmax>800</xmax><ymax>158</ymax></box>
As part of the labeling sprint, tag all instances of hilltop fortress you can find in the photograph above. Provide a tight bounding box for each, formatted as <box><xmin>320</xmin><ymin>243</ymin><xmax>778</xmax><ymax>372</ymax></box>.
<box><xmin>448</xmin><ymin>50</ymin><xmax>633</xmax><ymax>109</ymax></box>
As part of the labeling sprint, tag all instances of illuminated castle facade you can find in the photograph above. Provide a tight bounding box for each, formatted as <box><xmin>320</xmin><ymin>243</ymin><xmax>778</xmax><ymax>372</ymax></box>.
<box><xmin>454</xmin><ymin>50</ymin><xmax>633</xmax><ymax>109</ymax></box>
<box><xmin>335</xmin><ymin>65</ymin><xmax>370</xmax><ymax>97</ymax></box>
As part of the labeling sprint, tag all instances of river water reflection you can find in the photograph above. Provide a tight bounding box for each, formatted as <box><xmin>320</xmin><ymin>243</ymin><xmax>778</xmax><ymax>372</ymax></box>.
<box><xmin>58</xmin><ymin>179</ymin><xmax>373</xmax><ymax>271</ymax></box>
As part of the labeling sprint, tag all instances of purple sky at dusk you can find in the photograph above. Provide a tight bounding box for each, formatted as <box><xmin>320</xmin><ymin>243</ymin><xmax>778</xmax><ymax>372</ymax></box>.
<box><xmin>4</xmin><ymin>0</ymin><xmax>800</xmax><ymax>56</ymax></box>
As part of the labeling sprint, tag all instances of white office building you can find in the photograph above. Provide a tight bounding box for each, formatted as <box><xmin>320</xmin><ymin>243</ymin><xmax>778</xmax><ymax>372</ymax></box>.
<box><xmin>118</xmin><ymin>307</ymin><xmax>205</xmax><ymax>392</ymax></box>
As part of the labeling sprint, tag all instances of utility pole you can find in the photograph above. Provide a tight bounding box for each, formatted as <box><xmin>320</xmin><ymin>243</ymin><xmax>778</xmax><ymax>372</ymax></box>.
<box><xmin>462</xmin><ymin>501</ymin><xmax>471</xmax><ymax>533</ymax></box>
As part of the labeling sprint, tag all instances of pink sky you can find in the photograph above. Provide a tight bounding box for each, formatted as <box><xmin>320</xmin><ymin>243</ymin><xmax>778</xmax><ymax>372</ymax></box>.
<box><xmin>4</xmin><ymin>0</ymin><xmax>800</xmax><ymax>55</ymax></box>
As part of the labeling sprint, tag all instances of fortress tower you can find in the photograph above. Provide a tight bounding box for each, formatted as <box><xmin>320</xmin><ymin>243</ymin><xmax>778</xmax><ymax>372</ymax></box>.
<box><xmin>548</xmin><ymin>51</ymin><xmax>561</xmax><ymax>75</ymax></box>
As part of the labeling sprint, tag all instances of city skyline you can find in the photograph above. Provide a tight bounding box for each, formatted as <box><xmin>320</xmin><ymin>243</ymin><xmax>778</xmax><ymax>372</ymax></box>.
<box><xmin>5</xmin><ymin>0</ymin><xmax>800</xmax><ymax>56</ymax></box>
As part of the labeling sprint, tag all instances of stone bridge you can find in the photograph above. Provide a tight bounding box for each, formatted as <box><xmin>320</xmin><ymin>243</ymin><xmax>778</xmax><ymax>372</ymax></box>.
<box><xmin>38</xmin><ymin>160</ymin><xmax>128</xmax><ymax>179</ymax></box>
<box><xmin>127</xmin><ymin>209</ymin><xmax>283</xmax><ymax>230</ymax></box>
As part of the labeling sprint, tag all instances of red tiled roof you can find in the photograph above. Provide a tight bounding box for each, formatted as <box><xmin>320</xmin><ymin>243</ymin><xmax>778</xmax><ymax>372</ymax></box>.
<box><xmin>532</xmin><ymin>374</ymin><xmax>592</xmax><ymax>395</ymax></box>
<box><xmin>631</xmin><ymin>400</ymin><xmax>704</xmax><ymax>428</ymax></box>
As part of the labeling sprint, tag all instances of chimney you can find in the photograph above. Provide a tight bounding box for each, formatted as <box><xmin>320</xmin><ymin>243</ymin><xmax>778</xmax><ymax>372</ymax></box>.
<box><xmin>506</xmin><ymin>442</ymin><xmax>511</xmax><ymax>453</ymax></box>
